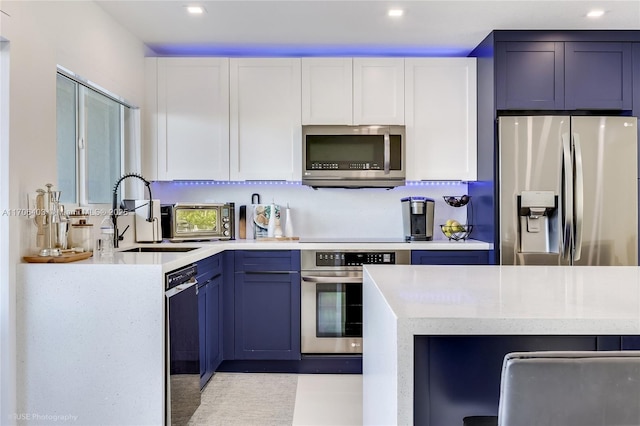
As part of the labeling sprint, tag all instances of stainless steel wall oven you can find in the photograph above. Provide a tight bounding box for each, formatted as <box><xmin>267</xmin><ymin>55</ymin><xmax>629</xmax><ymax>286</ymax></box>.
<box><xmin>301</xmin><ymin>249</ymin><xmax>410</xmax><ymax>354</ymax></box>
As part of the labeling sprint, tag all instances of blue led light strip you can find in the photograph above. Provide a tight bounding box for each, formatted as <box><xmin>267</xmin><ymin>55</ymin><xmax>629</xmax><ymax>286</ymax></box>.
<box><xmin>153</xmin><ymin>180</ymin><xmax>466</xmax><ymax>186</ymax></box>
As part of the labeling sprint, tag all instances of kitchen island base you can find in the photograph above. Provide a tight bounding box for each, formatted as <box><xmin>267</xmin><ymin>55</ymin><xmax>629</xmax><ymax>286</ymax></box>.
<box><xmin>413</xmin><ymin>335</ymin><xmax>633</xmax><ymax>425</ymax></box>
<box><xmin>363</xmin><ymin>265</ymin><xmax>640</xmax><ymax>425</ymax></box>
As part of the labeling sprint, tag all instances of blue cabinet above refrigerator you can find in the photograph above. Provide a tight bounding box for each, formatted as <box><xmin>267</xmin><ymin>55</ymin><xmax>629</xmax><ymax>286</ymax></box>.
<box><xmin>496</xmin><ymin>40</ymin><xmax>633</xmax><ymax>111</ymax></box>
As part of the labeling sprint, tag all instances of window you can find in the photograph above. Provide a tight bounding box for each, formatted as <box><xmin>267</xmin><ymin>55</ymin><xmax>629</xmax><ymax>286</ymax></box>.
<box><xmin>56</xmin><ymin>70</ymin><xmax>138</xmax><ymax>205</ymax></box>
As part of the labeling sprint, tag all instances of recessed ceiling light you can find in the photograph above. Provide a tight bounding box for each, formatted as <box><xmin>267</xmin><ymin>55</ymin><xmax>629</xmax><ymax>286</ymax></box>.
<box><xmin>586</xmin><ymin>9</ymin><xmax>605</xmax><ymax>18</ymax></box>
<box><xmin>388</xmin><ymin>9</ymin><xmax>404</xmax><ymax>17</ymax></box>
<box><xmin>187</xmin><ymin>6</ymin><xmax>205</xmax><ymax>15</ymax></box>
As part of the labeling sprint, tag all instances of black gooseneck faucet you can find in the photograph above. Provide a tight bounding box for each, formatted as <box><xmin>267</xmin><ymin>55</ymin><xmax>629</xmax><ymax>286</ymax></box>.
<box><xmin>111</xmin><ymin>173</ymin><xmax>153</xmax><ymax>248</ymax></box>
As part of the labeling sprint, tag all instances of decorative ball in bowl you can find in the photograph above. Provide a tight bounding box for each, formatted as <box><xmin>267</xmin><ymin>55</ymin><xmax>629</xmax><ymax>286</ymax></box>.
<box><xmin>440</xmin><ymin>221</ymin><xmax>473</xmax><ymax>241</ymax></box>
<box><xmin>443</xmin><ymin>195</ymin><xmax>471</xmax><ymax>207</ymax></box>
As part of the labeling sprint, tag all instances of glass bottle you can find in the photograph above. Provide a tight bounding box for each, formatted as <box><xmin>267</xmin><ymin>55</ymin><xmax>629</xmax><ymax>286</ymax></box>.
<box><xmin>96</xmin><ymin>216</ymin><xmax>115</xmax><ymax>258</ymax></box>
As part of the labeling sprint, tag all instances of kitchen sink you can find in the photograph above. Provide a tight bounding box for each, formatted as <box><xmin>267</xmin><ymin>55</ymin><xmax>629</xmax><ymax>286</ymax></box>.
<box><xmin>120</xmin><ymin>246</ymin><xmax>199</xmax><ymax>253</ymax></box>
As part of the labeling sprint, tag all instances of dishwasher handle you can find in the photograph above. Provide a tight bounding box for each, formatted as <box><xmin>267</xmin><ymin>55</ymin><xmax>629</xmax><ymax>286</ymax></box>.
<box><xmin>166</xmin><ymin>277</ymin><xmax>198</xmax><ymax>297</ymax></box>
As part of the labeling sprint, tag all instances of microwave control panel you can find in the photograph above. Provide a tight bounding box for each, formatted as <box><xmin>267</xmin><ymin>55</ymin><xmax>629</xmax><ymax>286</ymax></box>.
<box><xmin>315</xmin><ymin>251</ymin><xmax>396</xmax><ymax>267</ymax></box>
<box><xmin>310</xmin><ymin>161</ymin><xmax>382</xmax><ymax>170</ymax></box>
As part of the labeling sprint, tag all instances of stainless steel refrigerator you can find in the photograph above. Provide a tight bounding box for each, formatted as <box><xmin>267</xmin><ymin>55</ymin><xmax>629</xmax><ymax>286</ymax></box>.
<box><xmin>499</xmin><ymin>115</ymin><xmax>638</xmax><ymax>266</ymax></box>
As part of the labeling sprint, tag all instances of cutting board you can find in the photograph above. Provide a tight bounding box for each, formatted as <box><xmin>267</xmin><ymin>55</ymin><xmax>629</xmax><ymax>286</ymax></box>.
<box><xmin>255</xmin><ymin>236</ymin><xmax>299</xmax><ymax>242</ymax></box>
<box><xmin>23</xmin><ymin>251</ymin><xmax>93</xmax><ymax>263</ymax></box>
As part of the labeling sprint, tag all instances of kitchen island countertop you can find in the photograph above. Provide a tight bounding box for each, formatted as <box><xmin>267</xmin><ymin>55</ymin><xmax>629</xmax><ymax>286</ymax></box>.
<box><xmin>362</xmin><ymin>265</ymin><xmax>640</xmax><ymax>425</ymax></box>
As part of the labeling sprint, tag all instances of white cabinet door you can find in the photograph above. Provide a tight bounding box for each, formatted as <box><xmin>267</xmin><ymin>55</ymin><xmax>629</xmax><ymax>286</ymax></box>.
<box><xmin>301</xmin><ymin>58</ymin><xmax>352</xmax><ymax>125</ymax></box>
<box><xmin>230</xmin><ymin>58</ymin><xmax>302</xmax><ymax>181</ymax></box>
<box><xmin>143</xmin><ymin>58</ymin><xmax>159</xmax><ymax>181</ymax></box>
<box><xmin>353</xmin><ymin>58</ymin><xmax>405</xmax><ymax>125</ymax></box>
<box><xmin>156</xmin><ymin>58</ymin><xmax>230</xmax><ymax>180</ymax></box>
<box><xmin>405</xmin><ymin>58</ymin><xmax>477</xmax><ymax>181</ymax></box>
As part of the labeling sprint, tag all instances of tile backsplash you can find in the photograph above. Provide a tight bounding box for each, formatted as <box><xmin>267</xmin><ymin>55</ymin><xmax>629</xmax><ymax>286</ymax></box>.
<box><xmin>152</xmin><ymin>182</ymin><xmax>473</xmax><ymax>240</ymax></box>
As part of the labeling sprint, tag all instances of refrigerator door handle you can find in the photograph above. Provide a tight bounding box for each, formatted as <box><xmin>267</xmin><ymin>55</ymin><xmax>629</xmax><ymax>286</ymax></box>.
<box><xmin>561</xmin><ymin>133</ymin><xmax>573</xmax><ymax>261</ymax></box>
<box><xmin>573</xmin><ymin>134</ymin><xmax>584</xmax><ymax>262</ymax></box>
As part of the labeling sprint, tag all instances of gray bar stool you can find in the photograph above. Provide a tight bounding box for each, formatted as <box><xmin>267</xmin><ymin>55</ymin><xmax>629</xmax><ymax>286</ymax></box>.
<box><xmin>464</xmin><ymin>350</ymin><xmax>640</xmax><ymax>426</ymax></box>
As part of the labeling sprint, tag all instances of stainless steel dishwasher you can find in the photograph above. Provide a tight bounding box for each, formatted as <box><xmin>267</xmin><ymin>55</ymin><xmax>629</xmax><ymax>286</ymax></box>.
<box><xmin>165</xmin><ymin>264</ymin><xmax>200</xmax><ymax>426</ymax></box>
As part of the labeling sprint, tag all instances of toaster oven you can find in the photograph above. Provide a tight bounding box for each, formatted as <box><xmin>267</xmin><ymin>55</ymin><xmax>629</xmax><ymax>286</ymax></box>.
<box><xmin>161</xmin><ymin>203</ymin><xmax>235</xmax><ymax>241</ymax></box>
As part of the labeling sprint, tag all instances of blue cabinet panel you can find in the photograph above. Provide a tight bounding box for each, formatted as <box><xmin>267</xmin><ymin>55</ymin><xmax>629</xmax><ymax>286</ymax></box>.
<box><xmin>496</xmin><ymin>40</ymin><xmax>633</xmax><ymax>111</ymax></box>
<box><xmin>198</xmin><ymin>283</ymin><xmax>207</xmax><ymax>383</ymax></box>
<box><xmin>235</xmin><ymin>250</ymin><xmax>300</xmax><ymax>272</ymax></box>
<box><xmin>233</xmin><ymin>250</ymin><xmax>301</xmax><ymax>361</ymax></box>
<box><xmin>496</xmin><ymin>42</ymin><xmax>564</xmax><ymax>110</ymax></box>
<box><xmin>411</xmin><ymin>250</ymin><xmax>491</xmax><ymax>265</ymax></box>
<box><xmin>197</xmin><ymin>253</ymin><xmax>224</xmax><ymax>388</ymax></box>
<box><xmin>234</xmin><ymin>271</ymin><xmax>301</xmax><ymax>360</ymax></box>
<box><xmin>207</xmin><ymin>275</ymin><xmax>223</xmax><ymax>372</ymax></box>
<box><xmin>565</xmin><ymin>42</ymin><xmax>632</xmax><ymax>110</ymax></box>
<box><xmin>622</xmin><ymin>336</ymin><xmax>640</xmax><ymax>350</ymax></box>
<box><xmin>196</xmin><ymin>253</ymin><xmax>223</xmax><ymax>283</ymax></box>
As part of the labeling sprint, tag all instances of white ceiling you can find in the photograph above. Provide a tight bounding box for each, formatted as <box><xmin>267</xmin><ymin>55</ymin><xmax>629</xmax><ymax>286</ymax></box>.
<box><xmin>95</xmin><ymin>0</ymin><xmax>640</xmax><ymax>56</ymax></box>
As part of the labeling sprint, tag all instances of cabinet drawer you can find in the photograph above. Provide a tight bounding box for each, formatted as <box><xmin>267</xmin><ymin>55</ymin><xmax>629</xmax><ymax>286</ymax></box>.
<box><xmin>234</xmin><ymin>250</ymin><xmax>301</xmax><ymax>272</ymax></box>
<box><xmin>197</xmin><ymin>253</ymin><xmax>223</xmax><ymax>283</ymax></box>
<box><xmin>411</xmin><ymin>250</ymin><xmax>490</xmax><ymax>265</ymax></box>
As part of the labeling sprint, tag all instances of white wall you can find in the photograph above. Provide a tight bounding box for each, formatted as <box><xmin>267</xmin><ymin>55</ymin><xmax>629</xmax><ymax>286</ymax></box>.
<box><xmin>152</xmin><ymin>182</ymin><xmax>472</xmax><ymax>240</ymax></box>
<box><xmin>0</xmin><ymin>1</ymin><xmax>146</xmax><ymax>422</ymax></box>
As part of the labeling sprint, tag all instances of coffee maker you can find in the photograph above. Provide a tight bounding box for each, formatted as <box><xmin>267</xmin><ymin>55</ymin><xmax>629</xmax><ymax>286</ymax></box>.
<box><xmin>401</xmin><ymin>197</ymin><xmax>435</xmax><ymax>241</ymax></box>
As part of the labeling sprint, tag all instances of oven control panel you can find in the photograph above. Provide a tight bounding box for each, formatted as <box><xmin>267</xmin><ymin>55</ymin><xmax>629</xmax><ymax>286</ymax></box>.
<box><xmin>315</xmin><ymin>251</ymin><xmax>396</xmax><ymax>267</ymax></box>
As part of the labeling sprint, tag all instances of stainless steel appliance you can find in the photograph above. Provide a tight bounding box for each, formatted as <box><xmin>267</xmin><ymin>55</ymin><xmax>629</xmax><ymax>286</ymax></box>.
<box><xmin>302</xmin><ymin>125</ymin><xmax>406</xmax><ymax>188</ymax></box>
<box><xmin>161</xmin><ymin>203</ymin><xmax>235</xmax><ymax>241</ymax></box>
<box><xmin>499</xmin><ymin>115</ymin><xmax>638</xmax><ymax>265</ymax></box>
<box><xmin>401</xmin><ymin>196</ymin><xmax>435</xmax><ymax>241</ymax></box>
<box><xmin>165</xmin><ymin>264</ymin><xmax>200</xmax><ymax>426</ymax></box>
<box><xmin>301</xmin><ymin>249</ymin><xmax>410</xmax><ymax>354</ymax></box>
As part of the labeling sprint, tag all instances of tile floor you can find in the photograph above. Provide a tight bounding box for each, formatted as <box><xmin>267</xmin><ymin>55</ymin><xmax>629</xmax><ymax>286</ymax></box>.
<box><xmin>188</xmin><ymin>373</ymin><xmax>363</xmax><ymax>426</ymax></box>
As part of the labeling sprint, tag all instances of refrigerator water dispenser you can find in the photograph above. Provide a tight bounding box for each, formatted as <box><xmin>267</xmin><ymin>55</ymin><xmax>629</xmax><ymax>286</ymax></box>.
<box><xmin>518</xmin><ymin>191</ymin><xmax>558</xmax><ymax>254</ymax></box>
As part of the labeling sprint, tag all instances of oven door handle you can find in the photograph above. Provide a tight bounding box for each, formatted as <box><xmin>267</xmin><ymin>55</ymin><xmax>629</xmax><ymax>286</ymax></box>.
<box><xmin>302</xmin><ymin>275</ymin><xmax>362</xmax><ymax>283</ymax></box>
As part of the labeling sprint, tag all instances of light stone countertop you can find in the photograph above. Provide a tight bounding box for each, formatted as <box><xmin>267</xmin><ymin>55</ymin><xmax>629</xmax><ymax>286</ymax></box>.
<box><xmin>362</xmin><ymin>265</ymin><xmax>640</xmax><ymax>425</ymax></box>
<box><xmin>64</xmin><ymin>238</ymin><xmax>493</xmax><ymax>273</ymax></box>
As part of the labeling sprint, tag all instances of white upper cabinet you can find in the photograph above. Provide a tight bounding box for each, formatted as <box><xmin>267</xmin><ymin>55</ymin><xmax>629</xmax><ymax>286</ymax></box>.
<box><xmin>229</xmin><ymin>58</ymin><xmax>302</xmax><ymax>181</ymax></box>
<box><xmin>155</xmin><ymin>58</ymin><xmax>230</xmax><ymax>180</ymax></box>
<box><xmin>405</xmin><ymin>58</ymin><xmax>477</xmax><ymax>181</ymax></box>
<box><xmin>301</xmin><ymin>58</ymin><xmax>353</xmax><ymax>125</ymax></box>
<box><xmin>301</xmin><ymin>57</ymin><xmax>404</xmax><ymax>125</ymax></box>
<box><xmin>353</xmin><ymin>58</ymin><xmax>405</xmax><ymax>125</ymax></box>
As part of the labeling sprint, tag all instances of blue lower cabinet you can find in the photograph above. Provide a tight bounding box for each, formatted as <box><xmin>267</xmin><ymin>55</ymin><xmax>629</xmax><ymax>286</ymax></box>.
<box><xmin>234</xmin><ymin>271</ymin><xmax>301</xmax><ymax>360</ymax></box>
<box><xmin>198</xmin><ymin>282</ymin><xmax>207</xmax><ymax>383</ymax></box>
<box><xmin>411</xmin><ymin>250</ymin><xmax>492</xmax><ymax>265</ymax></box>
<box><xmin>622</xmin><ymin>336</ymin><xmax>640</xmax><ymax>350</ymax></box>
<box><xmin>197</xmin><ymin>254</ymin><xmax>224</xmax><ymax>389</ymax></box>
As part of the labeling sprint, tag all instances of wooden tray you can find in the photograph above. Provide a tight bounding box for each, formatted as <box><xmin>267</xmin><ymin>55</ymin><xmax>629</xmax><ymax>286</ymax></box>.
<box><xmin>23</xmin><ymin>251</ymin><xmax>93</xmax><ymax>263</ymax></box>
<box><xmin>255</xmin><ymin>237</ymin><xmax>299</xmax><ymax>242</ymax></box>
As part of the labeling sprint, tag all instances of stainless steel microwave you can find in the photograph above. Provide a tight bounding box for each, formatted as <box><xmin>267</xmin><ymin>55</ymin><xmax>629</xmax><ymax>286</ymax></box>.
<box><xmin>302</xmin><ymin>125</ymin><xmax>406</xmax><ymax>188</ymax></box>
<box><xmin>161</xmin><ymin>203</ymin><xmax>234</xmax><ymax>241</ymax></box>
